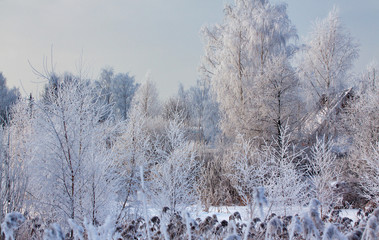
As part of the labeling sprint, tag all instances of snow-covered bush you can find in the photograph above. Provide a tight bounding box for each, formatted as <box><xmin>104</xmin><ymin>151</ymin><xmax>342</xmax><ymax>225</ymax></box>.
<box><xmin>43</xmin><ymin>223</ymin><xmax>64</xmax><ymax>240</ymax></box>
<box><xmin>226</xmin><ymin>134</ymin><xmax>268</xmax><ymax>217</ymax></box>
<box><xmin>265</xmin><ymin>216</ymin><xmax>283</xmax><ymax>240</ymax></box>
<box><xmin>360</xmin><ymin>142</ymin><xmax>379</xmax><ymax>201</ymax></box>
<box><xmin>83</xmin><ymin>216</ymin><xmax>117</xmax><ymax>240</ymax></box>
<box><xmin>361</xmin><ymin>215</ymin><xmax>377</xmax><ymax>240</ymax></box>
<box><xmin>68</xmin><ymin>218</ymin><xmax>84</xmax><ymax>240</ymax></box>
<box><xmin>289</xmin><ymin>215</ymin><xmax>303</xmax><ymax>240</ymax></box>
<box><xmin>198</xmin><ymin>149</ymin><xmax>233</xmax><ymax>209</ymax></box>
<box><xmin>308</xmin><ymin>199</ymin><xmax>324</xmax><ymax>233</ymax></box>
<box><xmin>148</xmin><ymin>118</ymin><xmax>199</xmax><ymax>214</ymax></box>
<box><xmin>1</xmin><ymin>212</ymin><xmax>25</xmax><ymax>240</ymax></box>
<box><xmin>264</xmin><ymin>125</ymin><xmax>309</xmax><ymax>215</ymax></box>
<box><xmin>308</xmin><ymin>136</ymin><xmax>342</xmax><ymax>214</ymax></box>
<box><xmin>302</xmin><ymin>213</ymin><xmax>321</xmax><ymax>240</ymax></box>
<box><xmin>228</xmin><ymin>125</ymin><xmax>308</xmax><ymax>217</ymax></box>
<box><xmin>112</xmin><ymin>103</ymin><xmax>152</xmax><ymax>221</ymax></box>
<box><xmin>323</xmin><ymin>223</ymin><xmax>347</xmax><ymax>240</ymax></box>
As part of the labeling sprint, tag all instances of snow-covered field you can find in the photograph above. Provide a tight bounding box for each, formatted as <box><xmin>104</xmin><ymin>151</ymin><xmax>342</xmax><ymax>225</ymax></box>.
<box><xmin>2</xmin><ymin>199</ymin><xmax>377</xmax><ymax>240</ymax></box>
<box><xmin>186</xmin><ymin>205</ymin><xmax>359</xmax><ymax>224</ymax></box>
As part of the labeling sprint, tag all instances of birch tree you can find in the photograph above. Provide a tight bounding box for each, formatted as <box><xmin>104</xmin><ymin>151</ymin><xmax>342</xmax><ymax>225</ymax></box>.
<box><xmin>301</xmin><ymin>7</ymin><xmax>359</xmax><ymax>115</ymax></box>
<box><xmin>131</xmin><ymin>75</ymin><xmax>160</xmax><ymax>118</ymax></box>
<box><xmin>0</xmin><ymin>99</ymin><xmax>33</xmax><ymax>231</ymax></box>
<box><xmin>30</xmin><ymin>76</ymin><xmax>116</xmax><ymax>227</ymax></box>
<box><xmin>200</xmin><ymin>0</ymin><xmax>298</xmax><ymax>141</ymax></box>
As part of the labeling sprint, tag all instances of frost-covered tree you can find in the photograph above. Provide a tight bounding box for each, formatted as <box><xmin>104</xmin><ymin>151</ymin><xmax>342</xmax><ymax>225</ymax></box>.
<box><xmin>347</xmin><ymin>62</ymin><xmax>378</xmax><ymax>153</ymax></box>
<box><xmin>363</xmin><ymin>61</ymin><xmax>378</xmax><ymax>91</ymax></box>
<box><xmin>301</xmin><ymin>7</ymin><xmax>359</xmax><ymax>113</ymax></box>
<box><xmin>162</xmin><ymin>97</ymin><xmax>191</xmax><ymax>125</ymax></box>
<box><xmin>111</xmin><ymin>73</ymin><xmax>139</xmax><ymax>120</ymax></box>
<box><xmin>131</xmin><ymin>77</ymin><xmax>160</xmax><ymax>118</ymax></box>
<box><xmin>187</xmin><ymin>79</ymin><xmax>220</xmax><ymax>144</ymax></box>
<box><xmin>0</xmin><ymin>72</ymin><xmax>20</xmax><ymax>125</ymax></box>
<box><xmin>96</xmin><ymin>67</ymin><xmax>139</xmax><ymax>120</ymax></box>
<box><xmin>161</xmin><ymin>84</ymin><xmax>194</xmax><ymax>126</ymax></box>
<box><xmin>228</xmin><ymin>125</ymin><xmax>307</xmax><ymax>216</ymax></box>
<box><xmin>308</xmin><ymin>136</ymin><xmax>342</xmax><ymax>214</ymax></box>
<box><xmin>227</xmin><ymin>135</ymin><xmax>268</xmax><ymax>217</ymax></box>
<box><xmin>148</xmin><ymin>118</ymin><xmax>199</xmax><ymax>214</ymax></box>
<box><xmin>201</xmin><ymin>0</ymin><xmax>298</xmax><ymax>140</ymax></box>
<box><xmin>112</xmin><ymin>103</ymin><xmax>153</xmax><ymax>221</ymax></box>
<box><xmin>97</xmin><ymin>67</ymin><xmax>114</xmax><ymax>106</ymax></box>
<box><xmin>359</xmin><ymin>143</ymin><xmax>379</xmax><ymax>201</ymax></box>
<box><xmin>258</xmin><ymin>54</ymin><xmax>302</xmax><ymax>143</ymax></box>
<box><xmin>341</xmin><ymin>63</ymin><xmax>379</xmax><ymax>200</ymax></box>
<box><xmin>264</xmin><ymin>125</ymin><xmax>309</xmax><ymax>215</ymax></box>
<box><xmin>30</xmin><ymin>76</ymin><xmax>116</xmax><ymax>227</ymax></box>
<box><xmin>42</xmin><ymin>72</ymin><xmax>75</xmax><ymax>104</ymax></box>
<box><xmin>0</xmin><ymin>99</ymin><xmax>33</xmax><ymax>230</ymax></box>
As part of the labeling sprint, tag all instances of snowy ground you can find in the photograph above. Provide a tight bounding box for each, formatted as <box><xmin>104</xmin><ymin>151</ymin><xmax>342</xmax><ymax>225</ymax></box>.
<box><xmin>195</xmin><ymin>206</ymin><xmax>358</xmax><ymax>222</ymax></box>
<box><xmin>146</xmin><ymin>204</ymin><xmax>359</xmax><ymax>224</ymax></box>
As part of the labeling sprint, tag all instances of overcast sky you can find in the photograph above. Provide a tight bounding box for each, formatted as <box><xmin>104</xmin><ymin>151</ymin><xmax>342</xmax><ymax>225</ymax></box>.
<box><xmin>1</xmin><ymin>0</ymin><xmax>378</xmax><ymax>99</ymax></box>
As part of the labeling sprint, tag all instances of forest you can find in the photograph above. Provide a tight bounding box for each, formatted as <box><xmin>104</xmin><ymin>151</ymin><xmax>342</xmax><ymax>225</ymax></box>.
<box><xmin>0</xmin><ymin>0</ymin><xmax>378</xmax><ymax>239</ymax></box>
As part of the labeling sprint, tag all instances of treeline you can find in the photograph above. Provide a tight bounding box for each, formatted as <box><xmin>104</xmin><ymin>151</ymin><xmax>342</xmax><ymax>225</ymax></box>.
<box><xmin>0</xmin><ymin>0</ymin><xmax>378</xmax><ymax>238</ymax></box>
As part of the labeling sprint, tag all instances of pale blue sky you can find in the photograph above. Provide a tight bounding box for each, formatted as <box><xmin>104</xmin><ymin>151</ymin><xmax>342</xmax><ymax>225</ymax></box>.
<box><xmin>0</xmin><ymin>0</ymin><xmax>378</xmax><ymax>98</ymax></box>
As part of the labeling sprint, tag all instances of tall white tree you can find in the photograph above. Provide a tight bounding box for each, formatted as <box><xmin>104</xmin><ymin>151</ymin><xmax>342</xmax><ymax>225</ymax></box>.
<box><xmin>0</xmin><ymin>99</ymin><xmax>33</xmax><ymax>229</ymax></box>
<box><xmin>131</xmin><ymin>74</ymin><xmax>160</xmax><ymax>118</ymax></box>
<box><xmin>200</xmin><ymin>0</ymin><xmax>298</xmax><ymax>141</ymax></box>
<box><xmin>300</xmin><ymin>7</ymin><xmax>359</xmax><ymax>112</ymax></box>
<box><xmin>111</xmin><ymin>103</ymin><xmax>152</xmax><ymax>222</ymax></box>
<box><xmin>30</xmin><ymin>76</ymin><xmax>116</xmax><ymax>227</ymax></box>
